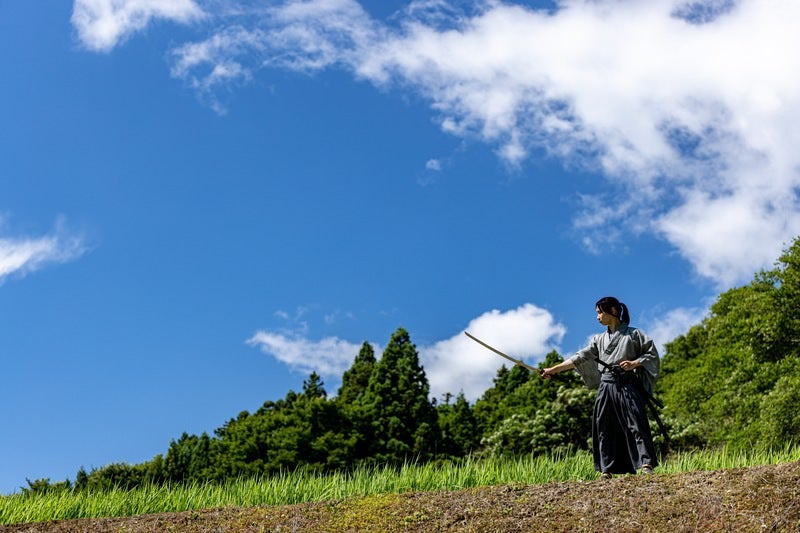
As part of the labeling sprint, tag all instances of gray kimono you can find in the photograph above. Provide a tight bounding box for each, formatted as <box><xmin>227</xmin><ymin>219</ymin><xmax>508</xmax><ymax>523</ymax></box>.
<box><xmin>570</xmin><ymin>323</ymin><xmax>661</xmax><ymax>474</ymax></box>
<box><xmin>568</xmin><ymin>323</ymin><xmax>660</xmax><ymax>392</ymax></box>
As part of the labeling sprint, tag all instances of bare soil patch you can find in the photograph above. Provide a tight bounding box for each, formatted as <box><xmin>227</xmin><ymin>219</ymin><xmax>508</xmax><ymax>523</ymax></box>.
<box><xmin>5</xmin><ymin>461</ymin><xmax>799</xmax><ymax>532</ymax></box>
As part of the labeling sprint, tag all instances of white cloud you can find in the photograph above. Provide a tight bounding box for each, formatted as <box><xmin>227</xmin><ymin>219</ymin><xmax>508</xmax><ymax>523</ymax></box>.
<box><xmin>0</xmin><ymin>218</ymin><xmax>87</xmax><ymax>283</ymax></box>
<box><xmin>422</xmin><ymin>303</ymin><xmax>566</xmax><ymax>402</ymax></box>
<box><xmin>170</xmin><ymin>26</ymin><xmax>262</xmax><ymax>89</ymax></box>
<box><xmin>642</xmin><ymin>305</ymin><xmax>709</xmax><ymax>357</ymax></box>
<box><xmin>77</xmin><ymin>0</ymin><xmax>800</xmax><ymax>288</ymax></box>
<box><xmin>246</xmin><ymin>330</ymin><xmax>369</xmax><ymax>380</ymax></box>
<box><xmin>656</xmin><ymin>188</ymin><xmax>800</xmax><ymax>287</ymax></box>
<box><xmin>72</xmin><ymin>0</ymin><xmax>204</xmax><ymax>52</ymax></box>
<box><xmin>425</xmin><ymin>159</ymin><xmax>441</xmax><ymax>171</ymax></box>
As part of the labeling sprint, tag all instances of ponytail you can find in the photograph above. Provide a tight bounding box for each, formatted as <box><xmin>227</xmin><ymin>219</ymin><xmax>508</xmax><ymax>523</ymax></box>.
<box><xmin>618</xmin><ymin>302</ymin><xmax>630</xmax><ymax>324</ymax></box>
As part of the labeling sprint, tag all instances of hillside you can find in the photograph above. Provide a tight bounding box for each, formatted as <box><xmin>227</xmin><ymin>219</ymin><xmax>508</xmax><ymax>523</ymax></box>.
<box><xmin>6</xmin><ymin>461</ymin><xmax>799</xmax><ymax>532</ymax></box>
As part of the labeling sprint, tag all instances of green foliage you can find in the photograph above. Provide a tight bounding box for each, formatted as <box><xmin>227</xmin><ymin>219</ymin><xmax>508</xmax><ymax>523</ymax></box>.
<box><xmin>337</xmin><ymin>342</ymin><xmax>376</xmax><ymax>406</ymax></box>
<box><xmin>482</xmin><ymin>384</ymin><xmax>595</xmax><ymax>457</ymax></box>
<box><xmin>528</xmin><ymin>385</ymin><xmax>595</xmax><ymax>455</ymax></box>
<box><xmin>757</xmin><ymin>361</ymin><xmax>800</xmax><ymax>447</ymax></box>
<box><xmin>21</xmin><ymin>478</ymin><xmax>71</xmax><ymax>496</ymax></box>
<box><xmin>164</xmin><ymin>433</ymin><xmax>216</xmax><ymax>482</ymax></box>
<box><xmin>435</xmin><ymin>392</ymin><xmax>480</xmax><ymax>457</ymax></box>
<box><xmin>474</xmin><ymin>351</ymin><xmax>592</xmax><ymax>448</ymax></box>
<box><xmin>335</xmin><ymin>342</ymin><xmax>378</xmax><ymax>462</ymax></box>
<box><xmin>473</xmin><ymin>365</ymin><xmax>532</xmax><ymax>436</ymax></box>
<box><xmin>72</xmin><ymin>461</ymin><xmax>163</xmax><ymax>492</ymax></box>
<box><xmin>481</xmin><ymin>414</ymin><xmax>536</xmax><ymax>457</ymax></box>
<box><xmin>358</xmin><ymin>328</ymin><xmax>441</xmax><ymax>464</ymax></box>
<box><xmin>659</xmin><ymin>237</ymin><xmax>800</xmax><ymax>449</ymax></box>
<box><xmin>209</xmin><ymin>372</ymin><xmax>353</xmax><ymax>479</ymax></box>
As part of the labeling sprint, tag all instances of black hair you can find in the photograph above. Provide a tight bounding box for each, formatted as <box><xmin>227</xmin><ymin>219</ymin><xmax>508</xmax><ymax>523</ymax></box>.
<box><xmin>596</xmin><ymin>296</ymin><xmax>630</xmax><ymax>324</ymax></box>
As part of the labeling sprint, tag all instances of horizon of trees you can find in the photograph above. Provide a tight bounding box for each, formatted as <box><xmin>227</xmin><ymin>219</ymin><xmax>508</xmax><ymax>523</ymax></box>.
<box><xmin>21</xmin><ymin>238</ymin><xmax>800</xmax><ymax>494</ymax></box>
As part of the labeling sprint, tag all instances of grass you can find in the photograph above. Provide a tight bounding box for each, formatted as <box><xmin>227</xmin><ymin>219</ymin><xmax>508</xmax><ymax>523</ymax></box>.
<box><xmin>3</xmin><ymin>444</ymin><xmax>799</xmax><ymax>526</ymax></box>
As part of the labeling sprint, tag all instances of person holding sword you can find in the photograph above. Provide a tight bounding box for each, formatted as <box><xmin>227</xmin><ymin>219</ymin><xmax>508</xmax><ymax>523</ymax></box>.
<box><xmin>540</xmin><ymin>296</ymin><xmax>660</xmax><ymax>478</ymax></box>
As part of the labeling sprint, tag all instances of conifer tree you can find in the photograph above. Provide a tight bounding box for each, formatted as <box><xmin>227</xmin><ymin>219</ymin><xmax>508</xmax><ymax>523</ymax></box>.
<box><xmin>335</xmin><ymin>342</ymin><xmax>378</xmax><ymax>463</ymax></box>
<box><xmin>303</xmin><ymin>371</ymin><xmax>327</xmax><ymax>399</ymax></box>
<box><xmin>359</xmin><ymin>328</ymin><xmax>440</xmax><ymax>464</ymax></box>
<box><xmin>337</xmin><ymin>342</ymin><xmax>376</xmax><ymax>405</ymax></box>
<box><xmin>436</xmin><ymin>391</ymin><xmax>480</xmax><ymax>457</ymax></box>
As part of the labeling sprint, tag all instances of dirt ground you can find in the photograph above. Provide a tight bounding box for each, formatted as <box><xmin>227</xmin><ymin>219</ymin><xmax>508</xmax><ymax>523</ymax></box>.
<box><xmin>4</xmin><ymin>461</ymin><xmax>800</xmax><ymax>532</ymax></box>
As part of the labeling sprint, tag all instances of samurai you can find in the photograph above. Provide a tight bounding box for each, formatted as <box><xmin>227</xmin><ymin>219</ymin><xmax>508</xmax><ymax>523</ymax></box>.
<box><xmin>540</xmin><ymin>296</ymin><xmax>660</xmax><ymax>478</ymax></box>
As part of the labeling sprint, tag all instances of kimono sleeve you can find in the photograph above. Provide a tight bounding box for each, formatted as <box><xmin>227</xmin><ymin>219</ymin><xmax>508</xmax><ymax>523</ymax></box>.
<box><xmin>633</xmin><ymin>328</ymin><xmax>660</xmax><ymax>394</ymax></box>
<box><xmin>568</xmin><ymin>337</ymin><xmax>602</xmax><ymax>390</ymax></box>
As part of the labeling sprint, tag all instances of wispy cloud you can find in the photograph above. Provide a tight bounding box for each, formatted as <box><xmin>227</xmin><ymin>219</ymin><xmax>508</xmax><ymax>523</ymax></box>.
<box><xmin>73</xmin><ymin>0</ymin><xmax>800</xmax><ymax>288</ymax></box>
<box><xmin>72</xmin><ymin>0</ymin><xmax>204</xmax><ymax>52</ymax></box>
<box><xmin>425</xmin><ymin>159</ymin><xmax>441</xmax><ymax>172</ymax></box>
<box><xmin>246</xmin><ymin>330</ymin><xmax>372</xmax><ymax>381</ymax></box>
<box><xmin>249</xmin><ymin>303</ymin><xmax>565</xmax><ymax>402</ymax></box>
<box><xmin>0</xmin><ymin>218</ymin><xmax>88</xmax><ymax>283</ymax></box>
<box><xmin>169</xmin><ymin>25</ymin><xmax>264</xmax><ymax>113</ymax></box>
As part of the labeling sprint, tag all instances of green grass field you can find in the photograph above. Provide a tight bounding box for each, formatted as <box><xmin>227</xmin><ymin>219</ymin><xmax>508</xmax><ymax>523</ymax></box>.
<box><xmin>3</xmin><ymin>444</ymin><xmax>799</xmax><ymax>525</ymax></box>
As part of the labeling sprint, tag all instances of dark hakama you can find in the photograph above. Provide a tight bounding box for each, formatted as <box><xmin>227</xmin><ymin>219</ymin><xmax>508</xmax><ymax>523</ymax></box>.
<box><xmin>592</xmin><ymin>372</ymin><xmax>657</xmax><ymax>474</ymax></box>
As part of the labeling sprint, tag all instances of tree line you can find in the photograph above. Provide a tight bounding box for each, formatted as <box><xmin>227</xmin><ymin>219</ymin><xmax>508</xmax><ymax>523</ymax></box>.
<box><xmin>23</xmin><ymin>239</ymin><xmax>800</xmax><ymax>493</ymax></box>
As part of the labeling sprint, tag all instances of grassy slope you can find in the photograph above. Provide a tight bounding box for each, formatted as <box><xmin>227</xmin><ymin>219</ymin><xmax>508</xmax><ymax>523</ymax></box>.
<box><xmin>5</xmin><ymin>461</ymin><xmax>800</xmax><ymax>532</ymax></box>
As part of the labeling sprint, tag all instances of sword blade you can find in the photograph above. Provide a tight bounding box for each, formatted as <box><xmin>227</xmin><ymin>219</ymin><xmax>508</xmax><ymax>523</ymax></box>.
<box><xmin>464</xmin><ymin>331</ymin><xmax>541</xmax><ymax>374</ymax></box>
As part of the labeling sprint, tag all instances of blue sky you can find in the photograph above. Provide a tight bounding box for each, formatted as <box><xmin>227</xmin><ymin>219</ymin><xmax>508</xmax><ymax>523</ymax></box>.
<box><xmin>3</xmin><ymin>0</ymin><xmax>799</xmax><ymax>494</ymax></box>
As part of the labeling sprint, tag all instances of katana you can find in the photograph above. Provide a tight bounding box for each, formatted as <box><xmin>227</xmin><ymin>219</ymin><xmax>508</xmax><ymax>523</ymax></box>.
<box><xmin>464</xmin><ymin>331</ymin><xmax>542</xmax><ymax>375</ymax></box>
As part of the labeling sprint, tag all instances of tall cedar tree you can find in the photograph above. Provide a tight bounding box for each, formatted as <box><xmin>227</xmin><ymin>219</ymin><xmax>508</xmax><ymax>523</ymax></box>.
<box><xmin>337</xmin><ymin>342</ymin><xmax>376</xmax><ymax>404</ymax></box>
<box><xmin>336</xmin><ymin>342</ymin><xmax>378</xmax><ymax>462</ymax></box>
<box><xmin>358</xmin><ymin>328</ymin><xmax>441</xmax><ymax>464</ymax></box>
